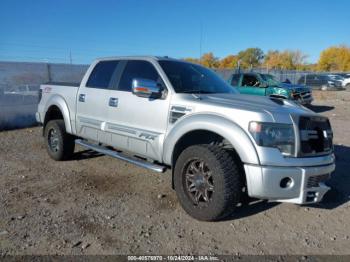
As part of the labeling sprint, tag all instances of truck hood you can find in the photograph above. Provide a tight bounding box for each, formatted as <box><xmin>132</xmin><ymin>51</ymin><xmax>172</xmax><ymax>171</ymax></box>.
<box><xmin>279</xmin><ymin>83</ymin><xmax>310</xmax><ymax>92</ymax></box>
<box><xmin>195</xmin><ymin>93</ymin><xmax>313</xmax><ymax>115</ymax></box>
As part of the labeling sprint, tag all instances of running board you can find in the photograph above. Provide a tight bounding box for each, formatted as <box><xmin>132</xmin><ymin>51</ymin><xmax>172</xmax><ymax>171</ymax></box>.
<box><xmin>75</xmin><ymin>139</ymin><xmax>166</xmax><ymax>173</ymax></box>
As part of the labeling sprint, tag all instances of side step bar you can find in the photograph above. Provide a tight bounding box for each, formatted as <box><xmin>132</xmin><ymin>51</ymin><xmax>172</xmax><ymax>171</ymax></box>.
<box><xmin>75</xmin><ymin>139</ymin><xmax>166</xmax><ymax>173</ymax></box>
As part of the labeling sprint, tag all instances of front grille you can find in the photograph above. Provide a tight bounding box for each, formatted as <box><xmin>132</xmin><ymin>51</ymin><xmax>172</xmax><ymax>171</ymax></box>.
<box><xmin>307</xmin><ymin>174</ymin><xmax>330</xmax><ymax>188</ymax></box>
<box><xmin>300</xmin><ymin>91</ymin><xmax>311</xmax><ymax>99</ymax></box>
<box><xmin>299</xmin><ymin>116</ymin><xmax>333</xmax><ymax>156</ymax></box>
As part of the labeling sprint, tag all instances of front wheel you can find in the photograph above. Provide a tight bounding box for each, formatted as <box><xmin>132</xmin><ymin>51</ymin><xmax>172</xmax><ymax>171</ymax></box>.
<box><xmin>174</xmin><ymin>144</ymin><xmax>243</xmax><ymax>221</ymax></box>
<box><xmin>44</xmin><ymin>119</ymin><xmax>75</xmax><ymax>161</ymax></box>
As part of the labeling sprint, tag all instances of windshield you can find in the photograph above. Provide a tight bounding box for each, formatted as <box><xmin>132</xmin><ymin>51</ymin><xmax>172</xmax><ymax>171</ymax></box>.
<box><xmin>329</xmin><ymin>75</ymin><xmax>344</xmax><ymax>80</ymax></box>
<box><xmin>159</xmin><ymin>60</ymin><xmax>238</xmax><ymax>94</ymax></box>
<box><xmin>261</xmin><ymin>74</ymin><xmax>280</xmax><ymax>86</ymax></box>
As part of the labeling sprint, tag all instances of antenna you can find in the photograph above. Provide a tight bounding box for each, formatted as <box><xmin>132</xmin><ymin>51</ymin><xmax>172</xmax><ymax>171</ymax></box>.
<box><xmin>69</xmin><ymin>50</ymin><xmax>72</xmax><ymax>64</ymax></box>
<box><xmin>199</xmin><ymin>22</ymin><xmax>203</xmax><ymax>61</ymax></box>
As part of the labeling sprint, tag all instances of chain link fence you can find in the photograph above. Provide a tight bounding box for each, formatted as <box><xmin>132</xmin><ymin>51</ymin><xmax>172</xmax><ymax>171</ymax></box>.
<box><xmin>0</xmin><ymin>61</ymin><xmax>348</xmax><ymax>130</ymax></box>
<box><xmin>0</xmin><ymin>61</ymin><xmax>88</xmax><ymax>130</ymax></box>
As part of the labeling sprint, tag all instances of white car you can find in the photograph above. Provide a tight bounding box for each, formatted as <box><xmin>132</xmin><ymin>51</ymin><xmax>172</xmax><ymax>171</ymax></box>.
<box><xmin>328</xmin><ymin>74</ymin><xmax>350</xmax><ymax>88</ymax></box>
<box><xmin>337</xmin><ymin>74</ymin><xmax>350</xmax><ymax>88</ymax></box>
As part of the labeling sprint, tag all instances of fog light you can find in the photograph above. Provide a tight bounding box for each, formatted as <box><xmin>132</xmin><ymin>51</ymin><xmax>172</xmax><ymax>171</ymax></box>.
<box><xmin>280</xmin><ymin>177</ymin><xmax>293</xmax><ymax>188</ymax></box>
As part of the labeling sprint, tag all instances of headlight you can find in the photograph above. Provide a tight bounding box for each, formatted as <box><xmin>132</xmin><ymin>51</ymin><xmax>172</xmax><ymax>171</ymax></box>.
<box><xmin>249</xmin><ymin>122</ymin><xmax>295</xmax><ymax>156</ymax></box>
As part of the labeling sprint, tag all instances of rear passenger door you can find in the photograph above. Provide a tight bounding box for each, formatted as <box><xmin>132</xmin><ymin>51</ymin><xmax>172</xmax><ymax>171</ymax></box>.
<box><xmin>76</xmin><ymin>60</ymin><xmax>119</xmax><ymax>143</ymax></box>
<box><xmin>105</xmin><ymin>60</ymin><xmax>170</xmax><ymax>161</ymax></box>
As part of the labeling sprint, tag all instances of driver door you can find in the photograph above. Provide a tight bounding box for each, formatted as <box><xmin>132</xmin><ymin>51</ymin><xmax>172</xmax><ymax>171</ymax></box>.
<box><xmin>238</xmin><ymin>74</ymin><xmax>266</xmax><ymax>96</ymax></box>
<box><xmin>105</xmin><ymin>60</ymin><xmax>170</xmax><ymax>162</ymax></box>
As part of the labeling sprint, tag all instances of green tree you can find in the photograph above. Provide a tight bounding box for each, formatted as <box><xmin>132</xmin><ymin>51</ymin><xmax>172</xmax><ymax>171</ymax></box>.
<box><xmin>237</xmin><ymin>48</ymin><xmax>264</xmax><ymax>69</ymax></box>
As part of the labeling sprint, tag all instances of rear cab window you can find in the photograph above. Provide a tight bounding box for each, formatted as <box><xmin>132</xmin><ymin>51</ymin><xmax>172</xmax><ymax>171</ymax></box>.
<box><xmin>86</xmin><ymin>60</ymin><xmax>119</xmax><ymax>89</ymax></box>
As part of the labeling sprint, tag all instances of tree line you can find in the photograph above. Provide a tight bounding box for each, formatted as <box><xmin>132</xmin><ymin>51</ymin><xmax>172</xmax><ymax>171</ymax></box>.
<box><xmin>183</xmin><ymin>45</ymin><xmax>350</xmax><ymax>72</ymax></box>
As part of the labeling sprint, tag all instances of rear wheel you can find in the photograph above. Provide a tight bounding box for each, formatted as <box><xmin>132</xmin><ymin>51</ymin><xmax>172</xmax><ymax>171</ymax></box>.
<box><xmin>44</xmin><ymin>119</ymin><xmax>75</xmax><ymax>161</ymax></box>
<box><xmin>174</xmin><ymin>144</ymin><xmax>243</xmax><ymax>221</ymax></box>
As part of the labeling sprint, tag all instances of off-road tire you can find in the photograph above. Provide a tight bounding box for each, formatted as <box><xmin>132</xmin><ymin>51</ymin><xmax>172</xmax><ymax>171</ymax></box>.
<box><xmin>174</xmin><ymin>144</ymin><xmax>243</xmax><ymax>221</ymax></box>
<box><xmin>44</xmin><ymin>119</ymin><xmax>75</xmax><ymax>161</ymax></box>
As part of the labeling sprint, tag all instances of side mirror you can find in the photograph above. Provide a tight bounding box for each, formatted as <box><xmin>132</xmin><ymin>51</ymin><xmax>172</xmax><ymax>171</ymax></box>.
<box><xmin>132</xmin><ymin>78</ymin><xmax>162</xmax><ymax>98</ymax></box>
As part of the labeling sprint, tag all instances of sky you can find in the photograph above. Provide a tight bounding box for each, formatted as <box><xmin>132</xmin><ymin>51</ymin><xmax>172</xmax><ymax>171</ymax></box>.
<box><xmin>0</xmin><ymin>0</ymin><xmax>349</xmax><ymax>65</ymax></box>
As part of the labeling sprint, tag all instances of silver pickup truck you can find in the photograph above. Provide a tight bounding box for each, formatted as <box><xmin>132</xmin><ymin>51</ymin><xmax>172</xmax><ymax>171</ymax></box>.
<box><xmin>37</xmin><ymin>56</ymin><xmax>335</xmax><ymax>221</ymax></box>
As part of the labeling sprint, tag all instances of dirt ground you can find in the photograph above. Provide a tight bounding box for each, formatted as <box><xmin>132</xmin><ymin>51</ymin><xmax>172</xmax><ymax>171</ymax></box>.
<box><xmin>0</xmin><ymin>91</ymin><xmax>350</xmax><ymax>256</ymax></box>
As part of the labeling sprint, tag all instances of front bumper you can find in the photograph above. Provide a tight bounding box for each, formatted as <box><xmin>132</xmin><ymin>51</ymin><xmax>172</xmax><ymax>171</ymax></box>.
<box><xmin>293</xmin><ymin>94</ymin><xmax>313</xmax><ymax>105</ymax></box>
<box><xmin>244</xmin><ymin>163</ymin><xmax>335</xmax><ymax>204</ymax></box>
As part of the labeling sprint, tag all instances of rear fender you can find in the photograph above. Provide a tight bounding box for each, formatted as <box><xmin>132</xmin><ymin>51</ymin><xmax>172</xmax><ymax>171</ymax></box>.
<box><xmin>44</xmin><ymin>95</ymin><xmax>72</xmax><ymax>134</ymax></box>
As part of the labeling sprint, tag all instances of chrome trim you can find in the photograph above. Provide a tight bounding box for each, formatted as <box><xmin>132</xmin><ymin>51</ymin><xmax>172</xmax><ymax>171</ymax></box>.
<box><xmin>169</xmin><ymin>105</ymin><xmax>192</xmax><ymax>124</ymax></box>
<box><xmin>79</xmin><ymin>94</ymin><xmax>86</xmax><ymax>102</ymax></box>
<box><xmin>290</xmin><ymin>114</ymin><xmax>300</xmax><ymax>158</ymax></box>
<box><xmin>132</xmin><ymin>78</ymin><xmax>161</xmax><ymax>98</ymax></box>
<box><xmin>75</xmin><ymin>139</ymin><xmax>166</xmax><ymax>173</ymax></box>
<box><xmin>107</xmin><ymin>123</ymin><xmax>160</xmax><ymax>137</ymax></box>
<box><xmin>107</xmin><ymin>123</ymin><xmax>137</xmax><ymax>135</ymax></box>
<box><xmin>78</xmin><ymin>117</ymin><xmax>102</xmax><ymax>127</ymax></box>
<box><xmin>109</xmin><ymin>97</ymin><xmax>118</xmax><ymax>107</ymax></box>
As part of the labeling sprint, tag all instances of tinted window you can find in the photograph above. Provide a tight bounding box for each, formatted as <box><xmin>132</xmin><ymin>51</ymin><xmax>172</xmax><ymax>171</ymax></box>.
<box><xmin>231</xmin><ymin>74</ymin><xmax>240</xmax><ymax>86</ymax></box>
<box><xmin>242</xmin><ymin>74</ymin><xmax>260</xmax><ymax>87</ymax></box>
<box><xmin>159</xmin><ymin>60</ymin><xmax>237</xmax><ymax>94</ymax></box>
<box><xmin>118</xmin><ymin>60</ymin><xmax>160</xmax><ymax>91</ymax></box>
<box><xmin>86</xmin><ymin>61</ymin><xmax>119</xmax><ymax>88</ymax></box>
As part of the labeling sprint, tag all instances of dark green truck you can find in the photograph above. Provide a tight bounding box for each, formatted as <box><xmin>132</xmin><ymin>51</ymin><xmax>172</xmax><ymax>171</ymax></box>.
<box><xmin>228</xmin><ymin>72</ymin><xmax>313</xmax><ymax>105</ymax></box>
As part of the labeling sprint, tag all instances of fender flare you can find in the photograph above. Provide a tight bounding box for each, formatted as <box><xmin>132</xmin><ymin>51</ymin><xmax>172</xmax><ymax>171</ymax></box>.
<box><xmin>162</xmin><ymin>113</ymin><xmax>260</xmax><ymax>166</ymax></box>
<box><xmin>44</xmin><ymin>95</ymin><xmax>72</xmax><ymax>134</ymax></box>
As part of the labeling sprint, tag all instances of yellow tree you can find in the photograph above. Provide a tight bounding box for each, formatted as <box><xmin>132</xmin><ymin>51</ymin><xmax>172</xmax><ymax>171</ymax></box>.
<box><xmin>264</xmin><ymin>50</ymin><xmax>307</xmax><ymax>70</ymax></box>
<box><xmin>218</xmin><ymin>55</ymin><xmax>239</xmax><ymax>69</ymax></box>
<box><xmin>200</xmin><ymin>52</ymin><xmax>219</xmax><ymax>68</ymax></box>
<box><xmin>318</xmin><ymin>46</ymin><xmax>350</xmax><ymax>71</ymax></box>
<box><xmin>183</xmin><ymin>57</ymin><xmax>200</xmax><ymax>64</ymax></box>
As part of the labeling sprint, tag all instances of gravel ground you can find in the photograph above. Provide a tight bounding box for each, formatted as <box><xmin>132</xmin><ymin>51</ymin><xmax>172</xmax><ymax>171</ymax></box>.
<box><xmin>0</xmin><ymin>91</ymin><xmax>349</xmax><ymax>255</ymax></box>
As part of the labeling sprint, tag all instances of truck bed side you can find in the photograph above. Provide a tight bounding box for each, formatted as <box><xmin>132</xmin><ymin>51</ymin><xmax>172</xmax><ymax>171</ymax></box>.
<box><xmin>37</xmin><ymin>84</ymin><xmax>79</xmax><ymax>135</ymax></box>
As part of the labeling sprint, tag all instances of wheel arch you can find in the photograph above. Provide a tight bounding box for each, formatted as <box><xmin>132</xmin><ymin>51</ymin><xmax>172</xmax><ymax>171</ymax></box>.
<box><xmin>43</xmin><ymin>95</ymin><xmax>72</xmax><ymax>134</ymax></box>
<box><xmin>164</xmin><ymin>114</ymin><xmax>259</xmax><ymax>166</ymax></box>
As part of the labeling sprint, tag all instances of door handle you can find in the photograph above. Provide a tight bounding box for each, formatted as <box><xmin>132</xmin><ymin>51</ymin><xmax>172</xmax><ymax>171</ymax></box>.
<box><xmin>109</xmin><ymin>97</ymin><xmax>118</xmax><ymax>107</ymax></box>
<box><xmin>79</xmin><ymin>94</ymin><xmax>86</xmax><ymax>102</ymax></box>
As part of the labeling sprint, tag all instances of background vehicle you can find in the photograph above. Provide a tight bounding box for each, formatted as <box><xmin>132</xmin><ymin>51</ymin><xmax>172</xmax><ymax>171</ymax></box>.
<box><xmin>228</xmin><ymin>73</ymin><xmax>313</xmax><ymax>105</ymax></box>
<box><xmin>5</xmin><ymin>84</ymin><xmax>39</xmax><ymax>96</ymax></box>
<box><xmin>37</xmin><ymin>56</ymin><xmax>335</xmax><ymax>221</ymax></box>
<box><xmin>298</xmin><ymin>74</ymin><xmax>343</xmax><ymax>90</ymax></box>
<box><xmin>330</xmin><ymin>74</ymin><xmax>350</xmax><ymax>89</ymax></box>
<box><xmin>328</xmin><ymin>74</ymin><xmax>346</xmax><ymax>88</ymax></box>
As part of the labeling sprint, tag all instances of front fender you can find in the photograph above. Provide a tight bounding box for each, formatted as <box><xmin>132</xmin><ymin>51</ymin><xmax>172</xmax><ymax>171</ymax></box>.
<box><xmin>44</xmin><ymin>95</ymin><xmax>72</xmax><ymax>134</ymax></box>
<box><xmin>163</xmin><ymin>113</ymin><xmax>260</xmax><ymax>166</ymax></box>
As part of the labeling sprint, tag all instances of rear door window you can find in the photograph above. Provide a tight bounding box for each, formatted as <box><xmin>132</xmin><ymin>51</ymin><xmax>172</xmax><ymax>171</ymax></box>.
<box><xmin>86</xmin><ymin>60</ymin><xmax>119</xmax><ymax>89</ymax></box>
